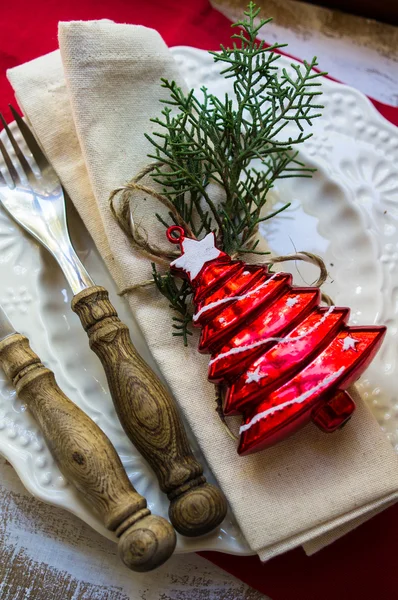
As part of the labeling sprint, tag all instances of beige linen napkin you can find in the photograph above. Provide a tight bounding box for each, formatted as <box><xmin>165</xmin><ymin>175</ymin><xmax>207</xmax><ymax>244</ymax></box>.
<box><xmin>7</xmin><ymin>21</ymin><xmax>398</xmax><ymax>561</ymax></box>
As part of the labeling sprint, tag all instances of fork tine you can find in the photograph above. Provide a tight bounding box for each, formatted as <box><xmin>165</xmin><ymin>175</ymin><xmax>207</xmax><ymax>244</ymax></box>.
<box><xmin>9</xmin><ymin>105</ymin><xmax>49</xmax><ymax>172</ymax></box>
<box><xmin>0</xmin><ymin>113</ymin><xmax>34</xmax><ymax>181</ymax></box>
<box><xmin>0</xmin><ymin>136</ymin><xmax>20</xmax><ymax>187</ymax></box>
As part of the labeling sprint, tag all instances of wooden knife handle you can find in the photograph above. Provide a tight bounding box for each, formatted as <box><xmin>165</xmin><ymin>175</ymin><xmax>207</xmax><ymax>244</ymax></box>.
<box><xmin>72</xmin><ymin>286</ymin><xmax>227</xmax><ymax>537</ymax></box>
<box><xmin>0</xmin><ymin>333</ymin><xmax>176</xmax><ymax>572</ymax></box>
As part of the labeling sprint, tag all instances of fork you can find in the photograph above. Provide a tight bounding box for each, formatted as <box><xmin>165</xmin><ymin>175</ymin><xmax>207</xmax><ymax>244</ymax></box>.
<box><xmin>0</xmin><ymin>107</ymin><xmax>227</xmax><ymax>537</ymax></box>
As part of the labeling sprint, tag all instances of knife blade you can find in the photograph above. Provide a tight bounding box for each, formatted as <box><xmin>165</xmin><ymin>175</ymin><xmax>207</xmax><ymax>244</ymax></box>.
<box><xmin>0</xmin><ymin>303</ymin><xmax>16</xmax><ymax>342</ymax></box>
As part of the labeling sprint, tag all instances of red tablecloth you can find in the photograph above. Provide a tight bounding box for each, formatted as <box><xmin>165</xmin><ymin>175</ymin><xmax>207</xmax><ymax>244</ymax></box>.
<box><xmin>1</xmin><ymin>2</ymin><xmax>398</xmax><ymax>598</ymax></box>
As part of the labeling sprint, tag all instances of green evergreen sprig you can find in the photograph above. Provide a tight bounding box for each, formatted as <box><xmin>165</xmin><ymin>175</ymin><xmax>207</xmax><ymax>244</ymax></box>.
<box><xmin>146</xmin><ymin>2</ymin><xmax>325</xmax><ymax>344</ymax></box>
<box><xmin>151</xmin><ymin>263</ymin><xmax>193</xmax><ymax>345</ymax></box>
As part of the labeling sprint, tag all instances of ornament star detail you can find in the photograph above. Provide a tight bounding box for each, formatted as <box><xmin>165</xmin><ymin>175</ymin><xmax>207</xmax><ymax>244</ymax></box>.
<box><xmin>245</xmin><ymin>366</ymin><xmax>267</xmax><ymax>384</ymax></box>
<box><xmin>342</xmin><ymin>335</ymin><xmax>358</xmax><ymax>351</ymax></box>
<box><xmin>171</xmin><ymin>232</ymin><xmax>221</xmax><ymax>280</ymax></box>
<box><xmin>286</xmin><ymin>297</ymin><xmax>299</xmax><ymax>307</ymax></box>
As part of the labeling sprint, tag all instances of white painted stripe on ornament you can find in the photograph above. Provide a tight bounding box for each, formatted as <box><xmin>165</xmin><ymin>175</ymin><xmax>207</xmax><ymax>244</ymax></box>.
<box><xmin>209</xmin><ymin>306</ymin><xmax>335</xmax><ymax>366</ymax></box>
<box><xmin>193</xmin><ymin>272</ymin><xmax>280</xmax><ymax>322</ymax></box>
<box><xmin>239</xmin><ymin>367</ymin><xmax>345</xmax><ymax>434</ymax></box>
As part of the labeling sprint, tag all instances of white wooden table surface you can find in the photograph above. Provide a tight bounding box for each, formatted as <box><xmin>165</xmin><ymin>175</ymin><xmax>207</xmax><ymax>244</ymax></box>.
<box><xmin>213</xmin><ymin>0</ymin><xmax>397</xmax><ymax>106</ymax></box>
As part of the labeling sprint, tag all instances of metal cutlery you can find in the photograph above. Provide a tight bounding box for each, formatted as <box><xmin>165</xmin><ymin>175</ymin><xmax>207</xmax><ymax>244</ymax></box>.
<box><xmin>0</xmin><ymin>107</ymin><xmax>227</xmax><ymax>537</ymax></box>
<box><xmin>0</xmin><ymin>302</ymin><xmax>176</xmax><ymax>572</ymax></box>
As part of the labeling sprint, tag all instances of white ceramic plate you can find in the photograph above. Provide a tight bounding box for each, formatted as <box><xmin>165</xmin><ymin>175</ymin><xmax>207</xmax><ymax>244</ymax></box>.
<box><xmin>0</xmin><ymin>46</ymin><xmax>397</xmax><ymax>555</ymax></box>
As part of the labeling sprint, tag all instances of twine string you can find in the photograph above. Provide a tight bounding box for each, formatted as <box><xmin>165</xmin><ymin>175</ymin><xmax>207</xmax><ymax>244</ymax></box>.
<box><xmin>110</xmin><ymin>169</ymin><xmax>334</xmax><ymax>440</ymax></box>
<box><xmin>117</xmin><ymin>251</ymin><xmax>333</xmax><ymax>305</ymax></box>
<box><xmin>109</xmin><ymin>162</ymin><xmax>195</xmax><ymax>267</ymax></box>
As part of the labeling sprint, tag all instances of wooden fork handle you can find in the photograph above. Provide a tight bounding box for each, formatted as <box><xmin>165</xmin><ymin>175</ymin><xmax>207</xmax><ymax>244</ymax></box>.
<box><xmin>0</xmin><ymin>333</ymin><xmax>176</xmax><ymax>572</ymax></box>
<box><xmin>72</xmin><ymin>286</ymin><xmax>227</xmax><ymax>537</ymax></box>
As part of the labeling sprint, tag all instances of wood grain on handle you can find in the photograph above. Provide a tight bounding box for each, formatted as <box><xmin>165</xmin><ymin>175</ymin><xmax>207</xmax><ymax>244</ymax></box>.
<box><xmin>0</xmin><ymin>333</ymin><xmax>176</xmax><ymax>572</ymax></box>
<box><xmin>72</xmin><ymin>286</ymin><xmax>227</xmax><ymax>537</ymax></box>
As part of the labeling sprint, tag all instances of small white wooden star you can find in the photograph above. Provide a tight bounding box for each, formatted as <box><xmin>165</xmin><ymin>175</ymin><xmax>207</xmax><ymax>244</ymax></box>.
<box><xmin>245</xmin><ymin>366</ymin><xmax>267</xmax><ymax>384</ymax></box>
<box><xmin>171</xmin><ymin>232</ymin><xmax>221</xmax><ymax>280</ymax></box>
<box><xmin>286</xmin><ymin>297</ymin><xmax>299</xmax><ymax>307</ymax></box>
<box><xmin>342</xmin><ymin>335</ymin><xmax>358</xmax><ymax>351</ymax></box>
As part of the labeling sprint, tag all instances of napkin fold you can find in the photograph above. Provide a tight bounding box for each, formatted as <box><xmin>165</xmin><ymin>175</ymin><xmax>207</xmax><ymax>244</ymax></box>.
<box><xmin>7</xmin><ymin>21</ymin><xmax>398</xmax><ymax>561</ymax></box>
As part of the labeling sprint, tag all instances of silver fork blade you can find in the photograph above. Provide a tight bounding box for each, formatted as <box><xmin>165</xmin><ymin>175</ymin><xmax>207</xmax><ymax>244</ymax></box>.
<box><xmin>0</xmin><ymin>110</ymin><xmax>94</xmax><ymax>295</ymax></box>
<box><xmin>9</xmin><ymin>106</ymin><xmax>50</xmax><ymax>173</ymax></box>
<box><xmin>0</xmin><ymin>136</ymin><xmax>20</xmax><ymax>187</ymax></box>
<box><xmin>0</xmin><ymin>114</ymin><xmax>35</xmax><ymax>182</ymax></box>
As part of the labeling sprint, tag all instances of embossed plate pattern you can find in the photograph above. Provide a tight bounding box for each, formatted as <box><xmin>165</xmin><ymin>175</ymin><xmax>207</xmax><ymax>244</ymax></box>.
<box><xmin>0</xmin><ymin>46</ymin><xmax>396</xmax><ymax>555</ymax></box>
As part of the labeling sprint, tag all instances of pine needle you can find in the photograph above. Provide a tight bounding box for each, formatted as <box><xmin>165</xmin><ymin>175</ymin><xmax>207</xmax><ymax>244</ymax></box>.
<box><xmin>146</xmin><ymin>1</ymin><xmax>325</xmax><ymax>342</ymax></box>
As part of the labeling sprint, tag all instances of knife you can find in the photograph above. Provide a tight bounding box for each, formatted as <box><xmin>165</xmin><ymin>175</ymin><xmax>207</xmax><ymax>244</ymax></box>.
<box><xmin>0</xmin><ymin>107</ymin><xmax>227</xmax><ymax>537</ymax></box>
<box><xmin>0</xmin><ymin>303</ymin><xmax>176</xmax><ymax>572</ymax></box>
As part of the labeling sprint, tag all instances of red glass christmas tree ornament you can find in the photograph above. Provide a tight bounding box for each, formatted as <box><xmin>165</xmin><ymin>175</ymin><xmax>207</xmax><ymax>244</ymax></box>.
<box><xmin>166</xmin><ymin>226</ymin><xmax>387</xmax><ymax>456</ymax></box>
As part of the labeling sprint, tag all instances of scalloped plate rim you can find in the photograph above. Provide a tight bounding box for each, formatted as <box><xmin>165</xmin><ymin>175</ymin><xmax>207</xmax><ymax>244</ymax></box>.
<box><xmin>0</xmin><ymin>46</ymin><xmax>395</xmax><ymax>557</ymax></box>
